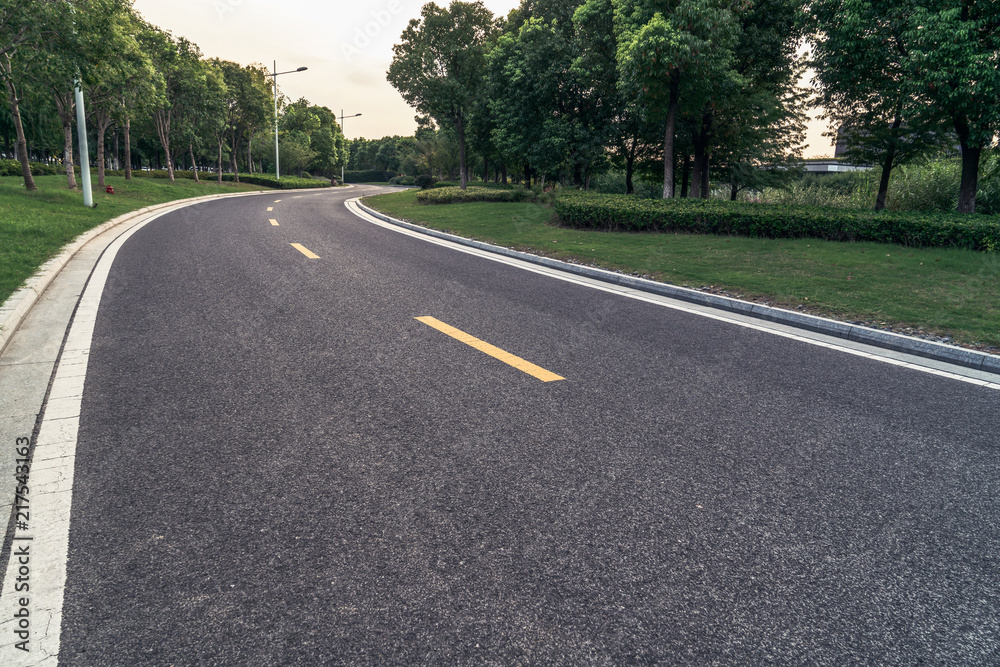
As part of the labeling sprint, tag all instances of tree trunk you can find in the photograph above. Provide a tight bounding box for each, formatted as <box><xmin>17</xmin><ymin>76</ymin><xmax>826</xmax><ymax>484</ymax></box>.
<box><xmin>874</xmin><ymin>149</ymin><xmax>896</xmax><ymax>211</ymax></box>
<box><xmin>54</xmin><ymin>91</ymin><xmax>77</xmax><ymax>189</ymax></box>
<box><xmin>4</xmin><ymin>59</ymin><xmax>37</xmax><ymax>191</ymax></box>
<box><xmin>247</xmin><ymin>136</ymin><xmax>253</xmax><ymax>174</ymax></box>
<box><xmin>230</xmin><ymin>130</ymin><xmax>240</xmax><ymax>182</ymax></box>
<box><xmin>873</xmin><ymin>112</ymin><xmax>903</xmax><ymax>211</ymax></box>
<box><xmin>190</xmin><ymin>144</ymin><xmax>200</xmax><ymax>182</ymax></box>
<box><xmin>501</xmin><ymin>162</ymin><xmax>507</xmax><ymax>185</ymax></box>
<box><xmin>124</xmin><ymin>117</ymin><xmax>132</xmax><ymax>180</ymax></box>
<box><xmin>624</xmin><ymin>137</ymin><xmax>637</xmax><ymax>195</ymax></box>
<box><xmin>661</xmin><ymin>72</ymin><xmax>680</xmax><ymax>199</ymax></box>
<box><xmin>731</xmin><ymin>180</ymin><xmax>738</xmax><ymax>201</ymax></box>
<box><xmin>455</xmin><ymin>114</ymin><xmax>468</xmax><ymax>190</ymax></box>
<box><xmin>524</xmin><ymin>162</ymin><xmax>531</xmax><ymax>189</ymax></box>
<box><xmin>954</xmin><ymin>118</ymin><xmax>980</xmax><ymax>214</ymax></box>
<box><xmin>62</xmin><ymin>121</ymin><xmax>76</xmax><ymax>188</ymax></box>
<box><xmin>680</xmin><ymin>155</ymin><xmax>691</xmax><ymax>198</ymax></box>
<box><xmin>691</xmin><ymin>110</ymin><xmax>713</xmax><ymax>199</ymax></box>
<box><xmin>700</xmin><ymin>154</ymin><xmax>710</xmax><ymax>199</ymax></box>
<box><xmin>153</xmin><ymin>110</ymin><xmax>174</xmax><ymax>181</ymax></box>
<box><xmin>95</xmin><ymin>113</ymin><xmax>111</xmax><ymax>188</ymax></box>
<box><xmin>217</xmin><ymin>137</ymin><xmax>224</xmax><ymax>184</ymax></box>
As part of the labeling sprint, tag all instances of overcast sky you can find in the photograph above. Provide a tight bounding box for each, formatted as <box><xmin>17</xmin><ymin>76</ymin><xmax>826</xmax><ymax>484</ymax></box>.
<box><xmin>131</xmin><ymin>0</ymin><xmax>832</xmax><ymax>156</ymax></box>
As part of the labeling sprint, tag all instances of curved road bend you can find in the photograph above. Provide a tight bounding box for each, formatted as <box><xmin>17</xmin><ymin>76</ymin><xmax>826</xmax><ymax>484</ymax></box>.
<box><xmin>14</xmin><ymin>185</ymin><xmax>1000</xmax><ymax>663</ymax></box>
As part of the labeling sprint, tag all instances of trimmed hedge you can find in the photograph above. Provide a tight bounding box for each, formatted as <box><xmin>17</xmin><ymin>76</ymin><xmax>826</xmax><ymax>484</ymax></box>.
<box><xmin>553</xmin><ymin>192</ymin><xmax>1000</xmax><ymax>251</ymax></box>
<box><xmin>343</xmin><ymin>170</ymin><xmax>395</xmax><ymax>183</ymax></box>
<box><xmin>1</xmin><ymin>159</ymin><xmax>65</xmax><ymax>176</ymax></box>
<box><xmin>416</xmin><ymin>185</ymin><xmax>537</xmax><ymax>204</ymax></box>
<box><xmin>221</xmin><ymin>173</ymin><xmax>328</xmax><ymax>189</ymax></box>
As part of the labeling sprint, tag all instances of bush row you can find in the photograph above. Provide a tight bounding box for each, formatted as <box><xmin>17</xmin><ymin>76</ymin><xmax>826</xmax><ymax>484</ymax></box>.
<box><xmin>0</xmin><ymin>159</ymin><xmax>66</xmax><ymax>176</ymax></box>
<box><xmin>220</xmin><ymin>173</ymin><xmax>328</xmax><ymax>189</ymax></box>
<box><xmin>416</xmin><ymin>186</ymin><xmax>538</xmax><ymax>204</ymax></box>
<box><xmin>103</xmin><ymin>168</ymin><xmax>327</xmax><ymax>189</ymax></box>
<box><xmin>343</xmin><ymin>170</ymin><xmax>395</xmax><ymax>183</ymax></box>
<box><xmin>553</xmin><ymin>192</ymin><xmax>1000</xmax><ymax>251</ymax></box>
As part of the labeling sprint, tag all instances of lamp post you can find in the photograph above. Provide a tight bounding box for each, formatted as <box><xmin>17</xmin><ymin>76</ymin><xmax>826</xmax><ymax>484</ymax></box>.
<box><xmin>270</xmin><ymin>62</ymin><xmax>308</xmax><ymax>179</ymax></box>
<box><xmin>339</xmin><ymin>110</ymin><xmax>362</xmax><ymax>182</ymax></box>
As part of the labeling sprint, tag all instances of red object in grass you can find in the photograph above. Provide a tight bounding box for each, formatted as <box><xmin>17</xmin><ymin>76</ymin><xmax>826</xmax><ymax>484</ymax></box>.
<box><xmin>106</xmin><ymin>186</ymin><xmax>114</xmax><ymax>194</ymax></box>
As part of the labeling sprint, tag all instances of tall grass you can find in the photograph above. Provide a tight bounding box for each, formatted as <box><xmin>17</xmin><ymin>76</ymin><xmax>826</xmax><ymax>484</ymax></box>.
<box><xmin>756</xmin><ymin>155</ymin><xmax>999</xmax><ymax>214</ymax></box>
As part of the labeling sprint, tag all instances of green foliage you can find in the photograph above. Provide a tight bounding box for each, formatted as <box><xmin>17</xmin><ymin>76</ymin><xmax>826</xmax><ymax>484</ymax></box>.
<box><xmin>219</xmin><ymin>174</ymin><xmax>327</xmax><ymax>190</ymax></box>
<box><xmin>553</xmin><ymin>191</ymin><xmax>1000</xmax><ymax>251</ymax></box>
<box><xmin>415</xmin><ymin>174</ymin><xmax>436</xmax><ymax>189</ymax></box>
<box><xmin>343</xmin><ymin>170</ymin><xmax>395</xmax><ymax>183</ymax></box>
<box><xmin>761</xmin><ymin>156</ymin><xmax>1000</xmax><ymax>216</ymax></box>
<box><xmin>416</xmin><ymin>185</ymin><xmax>537</xmax><ymax>204</ymax></box>
<box><xmin>387</xmin><ymin>1</ymin><xmax>500</xmax><ymax>188</ymax></box>
<box><xmin>589</xmin><ymin>170</ymin><xmax>664</xmax><ymax>198</ymax></box>
<box><xmin>368</xmin><ymin>187</ymin><xmax>1000</xmax><ymax>347</ymax></box>
<box><xmin>0</xmin><ymin>160</ymin><xmax>62</xmax><ymax>177</ymax></box>
<box><xmin>388</xmin><ymin>175</ymin><xmax>416</xmax><ymax>185</ymax></box>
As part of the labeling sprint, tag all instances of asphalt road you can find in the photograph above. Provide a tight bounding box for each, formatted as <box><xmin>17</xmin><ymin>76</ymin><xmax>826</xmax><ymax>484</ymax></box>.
<box><xmin>49</xmin><ymin>185</ymin><xmax>1000</xmax><ymax>664</ymax></box>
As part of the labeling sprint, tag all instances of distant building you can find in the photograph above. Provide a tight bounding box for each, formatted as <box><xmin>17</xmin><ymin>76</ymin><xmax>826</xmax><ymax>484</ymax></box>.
<box><xmin>802</xmin><ymin>159</ymin><xmax>870</xmax><ymax>173</ymax></box>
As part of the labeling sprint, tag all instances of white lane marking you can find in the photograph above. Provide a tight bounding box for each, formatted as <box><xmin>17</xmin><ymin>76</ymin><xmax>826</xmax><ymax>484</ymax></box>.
<box><xmin>0</xmin><ymin>208</ymin><xmax>173</xmax><ymax>664</ymax></box>
<box><xmin>345</xmin><ymin>199</ymin><xmax>1000</xmax><ymax>392</ymax></box>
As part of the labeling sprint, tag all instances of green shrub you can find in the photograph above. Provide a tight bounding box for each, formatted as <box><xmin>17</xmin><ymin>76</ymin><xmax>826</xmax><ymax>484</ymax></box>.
<box><xmin>0</xmin><ymin>160</ymin><xmax>64</xmax><ymax>177</ymax></box>
<box><xmin>553</xmin><ymin>191</ymin><xmax>1000</xmax><ymax>251</ymax></box>
<box><xmin>343</xmin><ymin>170</ymin><xmax>394</xmax><ymax>183</ymax></box>
<box><xmin>221</xmin><ymin>173</ymin><xmax>328</xmax><ymax>189</ymax></box>
<box><xmin>589</xmin><ymin>170</ymin><xmax>667</xmax><ymax>199</ymax></box>
<box><xmin>414</xmin><ymin>174</ymin><xmax>436</xmax><ymax>189</ymax></box>
<box><xmin>416</xmin><ymin>186</ymin><xmax>538</xmax><ymax>204</ymax></box>
<box><xmin>389</xmin><ymin>175</ymin><xmax>416</xmax><ymax>185</ymax></box>
<box><xmin>761</xmin><ymin>157</ymin><xmax>1000</xmax><ymax>215</ymax></box>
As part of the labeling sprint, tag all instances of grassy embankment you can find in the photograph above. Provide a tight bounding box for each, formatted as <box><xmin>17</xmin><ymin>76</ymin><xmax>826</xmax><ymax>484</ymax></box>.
<box><xmin>0</xmin><ymin>174</ymin><xmax>268</xmax><ymax>305</ymax></box>
<box><xmin>365</xmin><ymin>188</ymin><xmax>1000</xmax><ymax>350</ymax></box>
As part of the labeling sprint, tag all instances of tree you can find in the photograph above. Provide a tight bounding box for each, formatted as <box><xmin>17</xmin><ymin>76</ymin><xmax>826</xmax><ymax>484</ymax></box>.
<box><xmin>306</xmin><ymin>105</ymin><xmax>345</xmax><ymax>182</ymax></box>
<box><xmin>387</xmin><ymin>1</ymin><xmax>500</xmax><ymax>190</ymax></box>
<box><xmin>214</xmin><ymin>60</ymin><xmax>271</xmax><ymax>179</ymax></box>
<box><xmin>139</xmin><ymin>26</ymin><xmax>203</xmax><ymax>181</ymax></box>
<box><xmin>486</xmin><ymin>2</ymin><xmax>613</xmax><ymax>190</ymax></box>
<box><xmin>575</xmin><ymin>0</ymin><xmax>658</xmax><ymax>194</ymax></box>
<box><xmin>811</xmin><ymin>0</ymin><xmax>943</xmax><ymax>210</ymax></box>
<box><xmin>902</xmin><ymin>0</ymin><xmax>1000</xmax><ymax>214</ymax></box>
<box><xmin>83</xmin><ymin>5</ymin><xmax>152</xmax><ymax>188</ymax></box>
<box><xmin>613</xmin><ymin>0</ymin><xmax>742</xmax><ymax>198</ymax></box>
<box><xmin>0</xmin><ymin>0</ymin><xmax>63</xmax><ymax>190</ymax></box>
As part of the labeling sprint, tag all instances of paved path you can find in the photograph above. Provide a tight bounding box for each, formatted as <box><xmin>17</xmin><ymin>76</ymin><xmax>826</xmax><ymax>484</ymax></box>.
<box><xmin>1</xmin><ymin>185</ymin><xmax>998</xmax><ymax>664</ymax></box>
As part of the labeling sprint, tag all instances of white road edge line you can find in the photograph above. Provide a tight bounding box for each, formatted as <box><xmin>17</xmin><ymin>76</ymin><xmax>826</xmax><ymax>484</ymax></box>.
<box><xmin>344</xmin><ymin>198</ymin><xmax>1000</xmax><ymax>392</ymax></box>
<box><xmin>0</xmin><ymin>207</ymin><xmax>174</xmax><ymax>665</ymax></box>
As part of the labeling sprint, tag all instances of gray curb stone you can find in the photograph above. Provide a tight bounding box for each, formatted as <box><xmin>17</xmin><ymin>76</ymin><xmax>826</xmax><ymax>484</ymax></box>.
<box><xmin>357</xmin><ymin>200</ymin><xmax>1000</xmax><ymax>376</ymax></box>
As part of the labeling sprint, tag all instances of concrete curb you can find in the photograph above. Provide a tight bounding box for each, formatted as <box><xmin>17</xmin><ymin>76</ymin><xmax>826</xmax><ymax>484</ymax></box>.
<box><xmin>0</xmin><ymin>189</ymin><xmax>270</xmax><ymax>357</ymax></box>
<box><xmin>356</xmin><ymin>200</ymin><xmax>1000</xmax><ymax>376</ymax></box>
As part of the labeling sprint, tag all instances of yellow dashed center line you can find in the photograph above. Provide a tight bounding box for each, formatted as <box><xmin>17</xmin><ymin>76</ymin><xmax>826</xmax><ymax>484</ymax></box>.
<box><xmin>415</xmin><ymin>316</ymin><xmax>564</xmax><ymax>382</ymax></box>
<box><xmin>290</xmin><ymin>243</ymin><xmax>319</xmax><ymax>258</ymax></box>
<box><xmin>267</xmin><ymin>207</ymin><xmax>274</xmax><ymax>211</ymax></box>
<box><xmin>274</xmin><ymin>199</ymin><xmax>281</xmax><ymax>202</ymax></box>
<box><xmin>270</xmin><ymin>219</ymin><xmax>279</xmax><ymax>226</ymax></box>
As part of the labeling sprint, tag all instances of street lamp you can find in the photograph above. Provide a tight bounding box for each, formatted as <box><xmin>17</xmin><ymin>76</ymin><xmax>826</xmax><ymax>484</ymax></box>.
<box><xmin>270</xmin><ymin>62</ymin><xmax>308</xmax><ymax>179</ymax></box>
<box><xmin>339</xmin><ymin>110</ymin><xmax>362</xmax><ymax>182</ymax></box>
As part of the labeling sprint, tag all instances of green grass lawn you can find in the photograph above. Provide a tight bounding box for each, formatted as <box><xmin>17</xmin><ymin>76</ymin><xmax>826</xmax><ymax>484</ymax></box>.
<box><xmin>365</xmin><ymin>188</ymin><xmax>1000</xmax><ymax>350</ymax></box>
<box><xmin>0</xmin><ymin>174</ymin><xmax>268</xmax><ymax>305</ymax></box>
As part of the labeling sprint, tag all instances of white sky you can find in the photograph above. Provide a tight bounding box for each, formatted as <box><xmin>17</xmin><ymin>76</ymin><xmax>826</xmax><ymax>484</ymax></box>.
<box><xmin>132</xmin><ymin>0</ymin><xmax>832</xmax><ymax>156</ymax></box>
